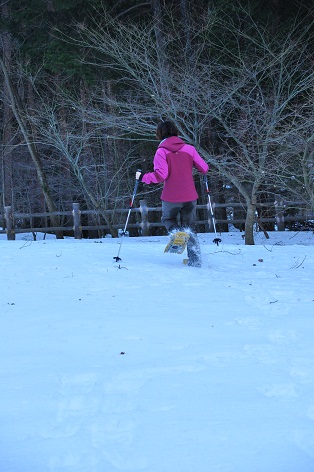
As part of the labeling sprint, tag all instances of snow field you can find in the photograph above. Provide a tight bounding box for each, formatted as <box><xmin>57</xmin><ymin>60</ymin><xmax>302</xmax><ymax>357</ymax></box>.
<box><xmin>1</xmin><ymin>231</ymin><xmax>314</xmax><ymax>471</ymax></box>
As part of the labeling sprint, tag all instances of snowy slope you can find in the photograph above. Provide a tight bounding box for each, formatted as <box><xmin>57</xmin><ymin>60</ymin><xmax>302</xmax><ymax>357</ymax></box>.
<box><xmin>1</xmin><ymin>230</ymin><xmax>314</xmax><ymax>472</ymax></box>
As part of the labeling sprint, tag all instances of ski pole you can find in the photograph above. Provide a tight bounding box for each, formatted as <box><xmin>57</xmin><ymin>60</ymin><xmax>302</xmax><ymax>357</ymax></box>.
<box><xmin>113</xmin><ymin>169</ymin><xmax>141</xmax><ymax>262</ymax></box>
<box><xmin>203</xmin><ymin>175</ymin><xmax>222</xmax><ymax>246</ymax></box>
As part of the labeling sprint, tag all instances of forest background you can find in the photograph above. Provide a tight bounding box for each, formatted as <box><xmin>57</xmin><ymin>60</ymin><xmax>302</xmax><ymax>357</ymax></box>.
<box><xmin>0</xmin><ymin>0</ymin><xmax>314</xmax><ymax>244</ymax></box>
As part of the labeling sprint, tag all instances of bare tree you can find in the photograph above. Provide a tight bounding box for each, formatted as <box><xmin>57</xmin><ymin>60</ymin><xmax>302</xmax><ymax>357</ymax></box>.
<box><xmin>27</xmin><ymin>77</ymin><xmax>144</xmax><ymax>237</ymax></box>
<box><xmin>0</xmin><ymin>57</ymin><xmax>65</xmax><ymax>237</ymax></box>
<box><xmin>272</xmin><ymin>112</ymin><xmax>314</xmax><ymax>218</ymax></box>
<box><xmin>9</xmin><ymin>4</ymin><xmax>309</xmax><ymax>240</ymax></box>
<box><xmin>71</xmin><ymin>6</ymin><xmax>314</xmax><ymax>243</ymax></box>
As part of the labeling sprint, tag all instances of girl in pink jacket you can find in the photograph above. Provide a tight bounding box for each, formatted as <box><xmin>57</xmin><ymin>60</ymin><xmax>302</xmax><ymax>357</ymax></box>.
<box><xmin>136</xmin><ymin>120</ymin><xmax>209</xmax><ymax>267</ymax></box>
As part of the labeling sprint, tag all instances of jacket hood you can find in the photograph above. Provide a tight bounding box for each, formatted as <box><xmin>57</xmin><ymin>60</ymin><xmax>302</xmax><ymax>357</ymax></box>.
<box><xmin>158</xmin><ymin>136</ymin><xmax>185</xmax><ymax>152</ymax></box>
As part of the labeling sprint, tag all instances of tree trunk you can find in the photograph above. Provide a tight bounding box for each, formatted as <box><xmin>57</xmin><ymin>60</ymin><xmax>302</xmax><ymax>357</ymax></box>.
<box><xmin>1</xmin><ymin>2</ymin><xmax>14</xmax><ymax>210</ymax></box>
<box><xmin>245</xmin><ymin>201</ymin><xmax>256</xmax><ymax>245</ymax></box>
<box><xmin>151</xmin><ymin>0</ymin><xmax>168</xmax><ymax>100</ymax></box>
<box><xmin>179</xmin><ymin>0</ymin><xmax>191</xmax><ymax>56</ymax></box>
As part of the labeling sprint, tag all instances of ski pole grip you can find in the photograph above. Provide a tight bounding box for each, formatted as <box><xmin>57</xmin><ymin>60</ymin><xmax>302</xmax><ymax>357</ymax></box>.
<box><xmin>135</xmin><ymin>169</ymin><xmax>142</xmax><ymax>180</ymax></box>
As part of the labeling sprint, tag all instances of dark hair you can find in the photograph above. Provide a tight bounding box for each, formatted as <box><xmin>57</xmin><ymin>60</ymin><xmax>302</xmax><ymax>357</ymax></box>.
<box><xmin>156</xmin><ymin>120</ymin><xmax>179</xmax><ymax>140</ymax></box>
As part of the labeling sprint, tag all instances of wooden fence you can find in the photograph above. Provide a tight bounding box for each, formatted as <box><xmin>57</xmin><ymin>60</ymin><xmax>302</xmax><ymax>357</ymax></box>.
<box><xmin>1</xmin><ymin>199</ymin><xmax>313</xmax><ymax>240</ymax></box>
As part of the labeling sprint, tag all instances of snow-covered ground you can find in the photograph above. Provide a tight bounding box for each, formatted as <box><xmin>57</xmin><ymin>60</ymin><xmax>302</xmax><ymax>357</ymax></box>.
<box><xmin>1</xmin><ymin>229</ymin><xmax>314</xmax><ymax>472</ymax></box>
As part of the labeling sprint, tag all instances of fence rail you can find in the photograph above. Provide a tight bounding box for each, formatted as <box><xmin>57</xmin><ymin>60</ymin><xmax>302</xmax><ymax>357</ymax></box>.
<box><xmin>1</xmin><ymin>199</ymin><xmax>313</xmax><ymax>240</ymax></box>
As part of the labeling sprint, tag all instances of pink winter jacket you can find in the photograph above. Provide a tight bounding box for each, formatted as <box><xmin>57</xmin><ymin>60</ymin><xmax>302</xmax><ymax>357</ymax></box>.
<box><xmin>141</xmin><ymin>136</ymin><xmax>209</xmax><ymax>202</ymax></box>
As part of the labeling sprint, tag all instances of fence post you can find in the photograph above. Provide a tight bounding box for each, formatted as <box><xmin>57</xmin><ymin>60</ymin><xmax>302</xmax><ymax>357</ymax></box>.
<box><xmin>4</xmin><ymin>206</ymin><xmax>15</xmax><ymax>240</ymax></box>
<box><xmin>72</xmin><ymin>202</ymin><xmax>82</xmax><ymax>239</ymax></box>
<box><xmin>139</xmin><ymin>199</ymin><xmax>150</xmax><ymax>236</ymax></box>
<box><xmin>274</xmin><ymin>195</ymin><xmax>285</xmax><ymax>231</ymax></box>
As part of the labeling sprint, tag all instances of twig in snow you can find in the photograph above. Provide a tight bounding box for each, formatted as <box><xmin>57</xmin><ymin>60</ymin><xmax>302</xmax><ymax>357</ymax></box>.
<box><xmin>290</xmin><ymin>255</ymin><xmax>306</xmax><ymax>269</ymax></box>
<box><xmin>19</xmin><ymin>239</ymin><xmax>33</xmax><ymax>249</ymax></box>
